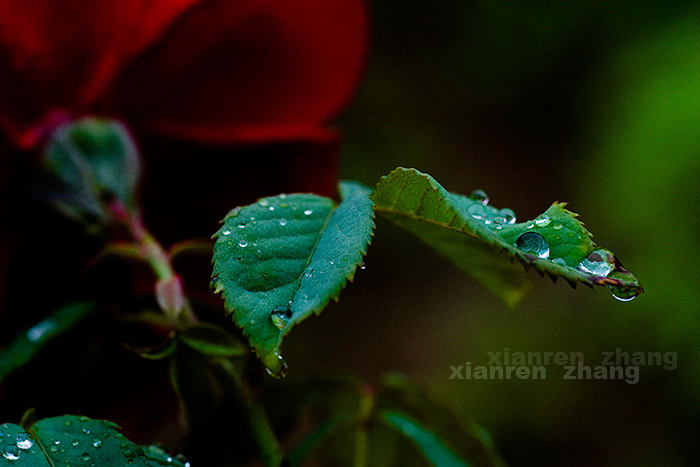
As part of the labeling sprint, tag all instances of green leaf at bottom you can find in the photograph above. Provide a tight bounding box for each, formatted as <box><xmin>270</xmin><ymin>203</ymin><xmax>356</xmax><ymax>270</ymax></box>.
<box><xmin>0</xmin><ymin>415</ymin><xmax>188</xmax><ymax>466</ymax></box>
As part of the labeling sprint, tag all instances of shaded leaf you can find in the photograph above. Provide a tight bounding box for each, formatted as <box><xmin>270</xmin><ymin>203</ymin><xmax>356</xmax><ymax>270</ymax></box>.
<box><xmin>381</xmin><ymin>411</ymin><xmax>471</xmax><ymax>467</ymax></box>
<box><xmin>211</xmin><ymin>189</ymin><xmax>375</xmax><ymax>377</ymax></box>
<box><xmin>287</xmin><ymin>414</ymin><xmax>352</xmax><ymax>467</ymax></box>
<box><xmin>0</xmin><ymin>302</ymin><xmax>96</xmax><ymax>382</ymax></box>
<box><xmin>41</xmin><ymin>118</ymin><xmax>140</xmax><ymax>225</ymax></box>
<box><xmin>169</xmin><ymin>347</ymin><xmax>224</xmax><ymax>430</ymax></box>
<box><xmin>177</xmin><ymin>323</ymin><xmax>247</xmax><ymax>357</ymax></box>
<box><xmin>0</xmin><ymin>415</ymin><xmax>187</xmax><ymax>466</ymax></box>
<box><xmin>371</xmin><ymin>168</ymin><xmax>642</xmax><ymax>306</ymax></box>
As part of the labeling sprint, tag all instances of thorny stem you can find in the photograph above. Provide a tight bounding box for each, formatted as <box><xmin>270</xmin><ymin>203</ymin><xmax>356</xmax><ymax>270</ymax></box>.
<box><xmin>107</xmin><ymin>199</ymin><xmax>198</xmax><ymax>325</ymax></box>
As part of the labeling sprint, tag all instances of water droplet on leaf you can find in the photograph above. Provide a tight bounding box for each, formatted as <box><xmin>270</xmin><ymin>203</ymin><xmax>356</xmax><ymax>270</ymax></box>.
<box><xmin>270</xmin><ymin>306</ymin><xmax>292</xmax><ymax>330</ymax></box>
<box><xmin>499</xmin><ymin>208</ymin><xmax>516</xmax><ymax>224</ymax></box>
<box><xmin>525</xmin><ymin>220</ymin><xmax>534</xmax><ymax>229</ymax></box>
<box><xmin>268</xmin><ymin>206</ymin><xmax>275</xmax><ymax>211</ymax></box>
<box><xmin>467</xmin><ymin>204</ymin><xmax>486</xmax><ymax>220</ymax></box>
<box><xmin>239</xmin><ymin>240</ymin><xmax>248</xmax><ymax>248</ymax></box>
<box><xmin>265</xmin><ymin>354</ymin><xmax>289</xmax><ymax>379</ymax></box>
<box><xmin>470</xmin><ymin>189</ymin><xmax>489</xmax><ymax>205</ymax></box>
<box><xmin>553</xmin><ymin>221</ymin><xmax>563</xmax><ymax>230</ymax></box>
<box><xmin>535</xmin><ymin>214</ymin><xmax>551</xmax><ymax>227</ymax></box>
<box><xmin>304</xmin><ymin>209</ymin><xmax>313</xmax><ymax>216</ymax></box>
<box><xmin>551</xmin><ymin>258</ymin><xmax>567</xmax><ymax>266</ymax></box>
<box><xmin>2</xmin><ymin>445</ymin><xmax>20</xmax><ymax>460</ymax></box>
<box><xmin>16</xmin><ymin>433</ymin><xmax>33</xmax><ymax>449</ymax></box>
<box><xmin>82</xmin><ymin>453</ymin><xmax>91</xmax><ymax>461</ymax></box>
<box><xmin>258</xmin><ymin>199</ymin><xmax>269</xmax><ymax>207</ymax></box>
<box><xmin>610</xmin><ymin>285</ymin><xmax>640</xmax><ymax>302</ymax></box>
<box><xmin>577</xmin><ymin>249</ymin><xmax>615</xmax><ymax>277</ymax></box>
<box><xmin>222</xmin><ymin>229</ymin><xmax>231</xmax><ymax>236</ymax></box>
<box><xmin>515</xmin><ymin>232</ymin><xmax>550</xmax><ymax>259</ymax></box>
<box><xmin>209</xmin><ymin>276</ymin><xmax>223</xmax><ymax>294</ymax></box>
<box><xmin>93</xmin><ymin>438</ymin><xmax>102</xmax><ymax>448</ymax></box>
<box><xmin>279</xmin><ymin>218</ymin><xmax>287</xmax><ymax>226</ymax></box>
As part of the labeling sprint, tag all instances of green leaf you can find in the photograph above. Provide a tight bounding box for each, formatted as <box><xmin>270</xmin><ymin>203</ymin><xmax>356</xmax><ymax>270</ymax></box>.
<box><xmin>42</xmin><ymin>117</ymin><xmax>141</xmax><ymax>224</ymax></box>
<box><xmin>371</xmin><ymin>168</ymin><xmax>642</xmax><ymax>306</ymax></box>
<box><xmin>374</xmin><ymin>375</ymin><xmax>506</xmax><ymax>467</ymax></box>
<box><xmin>381</xmin><ymin>411</ymin><xmax>471</xmax><ymax>467</ymax></box>
<box><xmin>0</xmin><ymin>415</ymin><xmax>188</xmax><ymax>466</ymax></box>
<box><xmin>177</xmin><ymin>323</ymin><xmax>248</xmax><ymax>357</ymax></box>
<box><xmin>0</xmin><ymin>302</ymin><xmax>96</xmax><ymax>382</ymax></box>
<box><xmin>211</xmin><ymin>189</ymin><xmax>375</xmax><ymax>377</ymax></box>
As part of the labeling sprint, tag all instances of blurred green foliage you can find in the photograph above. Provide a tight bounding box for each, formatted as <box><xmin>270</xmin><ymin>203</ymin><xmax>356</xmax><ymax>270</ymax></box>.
<box><xmin>299</xmin><ymin>1</ymin><xmax>700</xmax><ymax>465</ymax></box>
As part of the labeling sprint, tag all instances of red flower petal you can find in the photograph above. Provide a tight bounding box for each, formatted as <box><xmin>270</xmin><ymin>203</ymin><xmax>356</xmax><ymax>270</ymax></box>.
<box><xmin>105</xmin><ymin>0</ymin><xmax>369</xmax><ymax>144</ymax></box>
<box><xmin>0</xmin><ymin>0</ymin><xmax>202</xmax><ymax>142</ymax></box>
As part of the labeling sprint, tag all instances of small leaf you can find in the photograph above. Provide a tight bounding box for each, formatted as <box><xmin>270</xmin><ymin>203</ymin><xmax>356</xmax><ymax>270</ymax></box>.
<box><xmin>177</xmin><ymin>323</ymin><xmax>248</xmax><ymax>357</ymax></box>
<box><xmin>0</xmin><ymin>302</ymin><xmax>96</xmax><ymax>382</ymax></box>
<box><xmin>371</xmin><ymin>168</ymin><xmax>642</xmax><ymax>306</ymax></box>
<box><xmin>0</xmin><ymin>415</ymin><xmax>188</xmax><ymax>466</ymax></box>
<box><xmin>211</xmin><ymin>189</ymin><xmax>375</xmax><ymax>377</ymax></box>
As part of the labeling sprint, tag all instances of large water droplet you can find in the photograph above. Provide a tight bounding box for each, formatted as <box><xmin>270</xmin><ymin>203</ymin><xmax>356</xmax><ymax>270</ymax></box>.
<box><xmin>16</xmin><ymin>433</ymin><xmax>33</xmax><ymax>450</ymax></box>
<box><xmin>209</xmin><ymin>276</ymin><xmax>223</xmax><ymax>294</ymax></box>
<box><xmin>515</xmin><ymin>232</ymin><xmax>550</xmax><ymax>259</ymax></box>
<box><xmin>239</xmin><ymin>240</ymin><xmax>248</xmax><ymax>248</ymax></box>
<box><xmin>270</xmin><ymin>306</ymin><xmax>292</xmax><ymax>330</ymax></box>
<box><xmin>577</xmin><ymin>249</ymin><xmax>615</xmax><ymax>277</ymax></box>
<box><xmin>470</xmin><ymin>189</ymin><xmax>489</xmax><ymax>205</ymax></box>
<box><xmin>498</xmin><ymin>208</ymin><xmax>516</xmax><ymax>224</ymax></box>
<box><xmin>610</xmin><ymin>285</ymin><xmax>639</xmax><ymax>302</ymax></box>
<box><xmin>2</xmin><ymin>445</ymin><xmax>20</xmax><ymax>460</ymax></box>
<box><xmin>265</xmin><ymin>354</ymin><xmax>289</xmax><ymax>379</ymax></box>
<box><xmin>534</xmin><ymin>214</ymin><xmax>551</xmax><ymax>227</ymax></box>
<box><xmin>222</xmin><ymin>229</ymin><xmax>231</xmax><ymax>236</ymax></box>
<box><xmin>467</xmin><ymin>204</ymin><xmax>487</xmax><ymax>220</ymax></box>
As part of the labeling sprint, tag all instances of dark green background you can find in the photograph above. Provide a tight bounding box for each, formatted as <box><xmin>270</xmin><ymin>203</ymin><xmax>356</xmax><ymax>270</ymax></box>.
<box><xmin>283</xmin><ymin>1</ymin><xmax>700</xmax><ymax>465</ymax></box>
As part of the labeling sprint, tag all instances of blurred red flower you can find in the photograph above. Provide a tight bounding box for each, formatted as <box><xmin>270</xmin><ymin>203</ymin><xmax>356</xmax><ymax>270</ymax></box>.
<box><xmin>0</xmin><ymin>0</ymin><xmax>369</xmax><ymax>148</ymax></box>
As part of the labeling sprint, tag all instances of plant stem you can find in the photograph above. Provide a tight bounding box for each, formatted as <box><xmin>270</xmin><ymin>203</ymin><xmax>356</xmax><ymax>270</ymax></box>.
<box><xmin>107</xmin><ymin>200</ymin><xmax>198</xmax><ymax>325</ymax></box>
<box><xmin>353</xmin><ymin>385</ymin><xmax>374</xmax><ymax>467</ymax></box>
